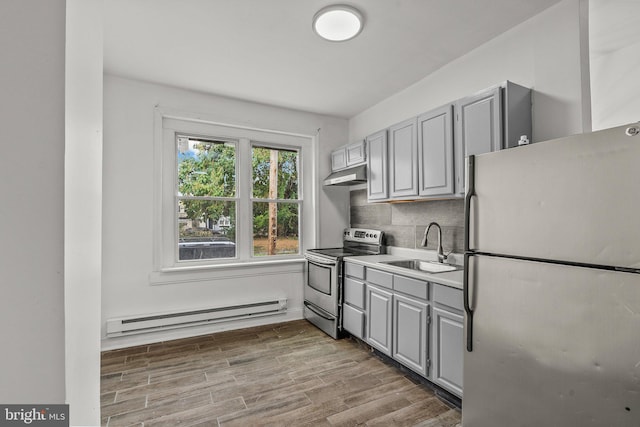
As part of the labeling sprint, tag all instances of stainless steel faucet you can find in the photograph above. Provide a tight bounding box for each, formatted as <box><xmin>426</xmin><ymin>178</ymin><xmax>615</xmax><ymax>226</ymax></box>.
<box><xmin>421</xmin><ymin>222</ymin><xmax>447</xmax><ymax>263</ymax></box>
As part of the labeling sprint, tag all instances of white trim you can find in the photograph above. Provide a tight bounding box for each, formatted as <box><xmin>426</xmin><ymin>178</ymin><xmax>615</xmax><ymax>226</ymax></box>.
<box><xmin>149</xmin><ymin>259</ymin><xmax>304</xmax><ymax>285</ymax></box>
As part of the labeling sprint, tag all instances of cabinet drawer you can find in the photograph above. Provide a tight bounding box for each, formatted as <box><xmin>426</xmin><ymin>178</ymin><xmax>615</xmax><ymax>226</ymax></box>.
<box><xmin>342</xmin><ymin>304</ymin><xmax>365</xmax><ymax>339</ymax></box>
<box><xmin>366</xmin><ymin>268</ymin><xmax>393</xmax><ymax>289</ymax></box>
<box><xmin>433</xmin><ymin>284</ymin><xmax>463</xmax><ymax>312</ymax></box>
<box><xmin>344</xmin><ymin>277</ymin><xmax>365</xmax><ymax>309</ymax></box>
<box><xmin>394</xmin><ymin>275</ymin><xmax>429</xmax><ymax>300</ymax></box>
<box><xmin>344</xmin><ymin>262</ymin><xmax>365</xmax><ymax>280</ymax></box>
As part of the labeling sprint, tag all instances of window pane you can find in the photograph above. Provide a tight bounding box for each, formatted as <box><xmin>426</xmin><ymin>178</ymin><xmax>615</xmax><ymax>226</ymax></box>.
<box><xmin>251</xmin><ymin>146</ymin><xmax>298</xmax><ymax>199</ymax></box>
<box><xmin>178</xmin><ymin>137</ymin><xmax>236</xmax><ymax>197</ymax></box>
<box><xmin>252</xmin><ymin>202</ymin><xmax>299</xmax><ymax>256</ymax></box>
<box><xmin>178</xmin><ymin>199</ymin><xmax>236</xmax><ymax>260</ymax></box>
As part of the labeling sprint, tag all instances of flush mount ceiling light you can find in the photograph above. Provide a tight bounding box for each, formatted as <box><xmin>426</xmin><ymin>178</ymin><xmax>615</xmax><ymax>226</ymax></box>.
<box><xmin>313</xmin><ymin>5</ymin><xmax>364</xmax><ymax>42</ymax></box>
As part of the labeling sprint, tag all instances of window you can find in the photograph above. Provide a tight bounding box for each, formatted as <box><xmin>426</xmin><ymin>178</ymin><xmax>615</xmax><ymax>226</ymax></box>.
<box><xmin>251</xmin><ymin>146</ymin><xmax>300</xmax><ymax>256</ymax></box>
<box><xmin>155</xmin><ymin>111</ymin><xmax>314</xmax><ymax>271</ymax></box>
<box><xmin>177</xmin><ymin>136</ymin><xmax>237</xmax><ymax>261</ymax></box>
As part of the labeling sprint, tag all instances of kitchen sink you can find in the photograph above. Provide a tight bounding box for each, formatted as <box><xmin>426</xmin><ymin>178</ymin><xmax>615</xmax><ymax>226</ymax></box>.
<box><xmin>381</xmin><ymin>259</ymin><xmax>462</xmax><ymax>273</ymax></box>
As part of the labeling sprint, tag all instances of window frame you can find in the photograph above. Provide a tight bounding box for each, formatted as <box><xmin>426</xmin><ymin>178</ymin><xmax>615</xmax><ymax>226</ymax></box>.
<box><xmin>153</xmin><ymin>108</ymin><xmax>316</xmax><ymax>273</ymax></box>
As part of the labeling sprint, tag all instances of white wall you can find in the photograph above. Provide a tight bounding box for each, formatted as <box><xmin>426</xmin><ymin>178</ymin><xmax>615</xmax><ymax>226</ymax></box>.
<box><xmin>349</xmin><ymin>0</ymin><xmax>591</xmax><ymax>143</ymax></box>
<box><xmin>0</xmin><ymin>0</ymin><xmax>66</xmax><ymax>402</ymax></box>
<box><xmin>589</xmin><ymin>0</ymin><xmax>640</xmax><ymax>130</ymax></box>
<box><xmin>65</xmin><ymin>0</ymin><xmax>103</xmax><ymax>425</ymax></box>
<box><xmin>102</xmin><ymin>75</ymin><xmax>349</xmax><ymax>348</ymax></box>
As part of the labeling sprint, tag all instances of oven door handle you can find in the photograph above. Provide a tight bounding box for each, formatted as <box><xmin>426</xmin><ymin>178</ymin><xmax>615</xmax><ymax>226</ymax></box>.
<box><xmin>304</xmin><ymin>302</ymin><xmax>334</xmax><ymax>321</ymax></box>
<box><xmin>304</xmin><ymin>253</ymin><xmax>337</xmax><ymax>266</ymax></box>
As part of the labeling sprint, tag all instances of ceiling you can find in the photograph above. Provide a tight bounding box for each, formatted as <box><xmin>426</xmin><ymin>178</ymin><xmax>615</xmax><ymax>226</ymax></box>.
<box><xmin>104</xmin><ymin>0</ymin><xmax>564</xmax><ymax>118</ymax></box>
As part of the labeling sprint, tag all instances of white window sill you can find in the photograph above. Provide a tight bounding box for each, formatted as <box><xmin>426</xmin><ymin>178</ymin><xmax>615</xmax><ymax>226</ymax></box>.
<box><xmin>149</xmin><ymin>257</ymin><xmax>306</xmax><ymax>286</ymax></box>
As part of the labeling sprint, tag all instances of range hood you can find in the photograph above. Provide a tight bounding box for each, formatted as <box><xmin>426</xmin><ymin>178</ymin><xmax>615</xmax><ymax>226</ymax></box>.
<box><xmin>323</xmin><ymin>164</ymin><xmax>367</xmax><ymax>186</ymax></box>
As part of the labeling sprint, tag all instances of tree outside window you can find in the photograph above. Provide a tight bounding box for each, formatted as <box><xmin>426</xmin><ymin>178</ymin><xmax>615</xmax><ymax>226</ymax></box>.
<box><xmin>177</xmin><ymin>137</ymin><xmax>237</xmax><ymax>260</ymax></box>
<box><xmin>251</xmin><ymin>146</ymin><xmax>300</xmax><ymax>256</ymax></box>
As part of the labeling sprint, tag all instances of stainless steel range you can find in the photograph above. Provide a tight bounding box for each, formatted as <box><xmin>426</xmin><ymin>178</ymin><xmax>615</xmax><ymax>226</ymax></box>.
<box><xmin>304</xmin><ymin>228</ymin><xmax>384</xmax><ymax>338</ymax></box>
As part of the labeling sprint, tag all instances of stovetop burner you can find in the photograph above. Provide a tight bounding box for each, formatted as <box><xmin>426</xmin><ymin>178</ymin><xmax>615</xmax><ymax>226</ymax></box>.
<box><xmin>306</xmin><ymin>228</ymin><xmax>385</xmax><ymax>260</ymax></box>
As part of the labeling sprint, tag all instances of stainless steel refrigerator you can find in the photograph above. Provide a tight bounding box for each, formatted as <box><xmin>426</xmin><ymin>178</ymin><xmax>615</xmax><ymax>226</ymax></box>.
<box><xmin>462</xmin><ymin>122</ymin><xmax>640</xmax><ymax>426</ymax></box>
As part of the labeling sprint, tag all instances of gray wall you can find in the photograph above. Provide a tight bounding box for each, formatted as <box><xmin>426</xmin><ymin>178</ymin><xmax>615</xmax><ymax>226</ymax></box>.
<box><xmin>0</xmin><ymin>0</ymin><xmax>66</xmax><ymax>403</ymax></box>
<box><xmin>350</xmin><ymin>189</ymin><xmax>464</xmax><ymax>254</ymax></box>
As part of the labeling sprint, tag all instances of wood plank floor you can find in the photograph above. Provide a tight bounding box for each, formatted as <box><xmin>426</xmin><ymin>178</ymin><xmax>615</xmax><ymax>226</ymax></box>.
<box><xmin>101</xmin><ymin>319</ymin><xmax>462</xmax><ymax>426</ymax></box>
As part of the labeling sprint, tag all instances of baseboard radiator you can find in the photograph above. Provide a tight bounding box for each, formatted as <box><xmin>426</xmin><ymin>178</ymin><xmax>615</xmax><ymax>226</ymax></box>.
<box><xmin>106</xmin><ymin>299</ymin><xmax>287</xmax><ymax>337</ymax></box>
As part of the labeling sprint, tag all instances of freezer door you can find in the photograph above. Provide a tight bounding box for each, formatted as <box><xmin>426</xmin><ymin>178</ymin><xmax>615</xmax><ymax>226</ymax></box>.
<box><xmin>468</xmin><ymin>122</ymin><xmax>640</xmax><ymax>269</ymax></box>
<box><xmin>463</xmin><ymin>255</ymin><xmax>640</xmax><ymax>427</ymax></box>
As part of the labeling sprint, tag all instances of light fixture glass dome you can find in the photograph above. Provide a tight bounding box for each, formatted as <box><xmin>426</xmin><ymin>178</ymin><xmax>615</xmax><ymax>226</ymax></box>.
<box><xmin>313</xmin><ymin>5</ymin><xmax>364</xmax><ymax>42</ymax></box>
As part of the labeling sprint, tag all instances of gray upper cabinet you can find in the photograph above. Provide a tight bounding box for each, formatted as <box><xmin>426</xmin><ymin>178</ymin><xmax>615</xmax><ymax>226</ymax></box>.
<box><xmin>331</xmin><ymin>141</ymin><xmax>366</xmax><ymax>172</ymax></box>
<box><xmin>364</xmin><ymin>81</ymin><xmax>530</xmax><ymax>200</ymax></box>
<box><xmin>388</xmin><ymin>118</ymin><xmax>418</xmax><ymax>198</ymax></box>
<box><xmin>366</xmin><ymin>130</ymin><xmax>389</xmax><ymax>201</ymax></box>
<box><xmin>418</xmin><ymin>104</ymin><xmax>454</xmax><ymax>197</ymax></box>
<box><xmin>454</xmin><ymin>81</ymin><xmax>531</xmax><ymax>194</ymax></box>
<box><xmin>454</xmin><ymin>86</ymin><xmax>501</xmax><ymax>195</ymax></box>
<box><xmin>346</xmin><ymin>141</ymin><xmax>366</xmax><ymax>166</ymax></box>
<box><xmin>331</xmin><ymin>148</ymin><xmax>347</xmax><ymax>171</ymax></box>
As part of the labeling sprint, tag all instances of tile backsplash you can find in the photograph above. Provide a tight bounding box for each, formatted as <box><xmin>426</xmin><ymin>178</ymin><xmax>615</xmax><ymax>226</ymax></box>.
<box><xmin>350</xmin><ymin>189</ymin><xmax>465</xmax><ymax>253</ymax></box>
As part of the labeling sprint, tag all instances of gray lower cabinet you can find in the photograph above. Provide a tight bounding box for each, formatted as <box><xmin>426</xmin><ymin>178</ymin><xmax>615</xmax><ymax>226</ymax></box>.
<box><xmin>431</xmin><ymin>284</ymin><xmax>464</xmax><ymax>397</ymax></box>
<box><xmin>343</xmin><ymin>274</ymin><xmax>366</xmax><ymax>340</ymax></box>
<box><xmin>366</xmin><ymin>284</ymin><xmax>393</xmax><ymax>356</ymax></box>
<box><xmin>346</xmin><ymin>264</ymin><xmax>463</xmax><ymax>398</ymax></box>
<box><xmin>393</xmin><ymin>293</ymin><xmax>430</xmax><ymax>376</ymax></box>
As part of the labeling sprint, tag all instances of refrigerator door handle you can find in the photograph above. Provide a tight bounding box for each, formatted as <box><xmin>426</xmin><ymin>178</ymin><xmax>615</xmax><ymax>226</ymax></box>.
<box><xmin>464</xmin><ymin>252</ymin><xmax>474</xmax><ymax>352</ymax></box>
<box><xmin>464</xmin><ymin>155</ymin><xmax>476</xmax><ymax>352</ymax></box>
<box><xmin>464</xmin><ymin>155</ymin><xmax>476</xmax><ymax>252</ymax></box>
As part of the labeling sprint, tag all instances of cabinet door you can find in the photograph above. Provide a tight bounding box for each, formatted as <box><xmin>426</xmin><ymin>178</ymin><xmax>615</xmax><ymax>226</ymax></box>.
<box><xmin>366</xmin><ymin>130</ymin><xmax>388</xmax><ymax>201</ymax></box>
<box><xmin>393</xmin><ymin>293</ymin><xmax>430</xmax><ymax>376</ymax></box>
<box><xmin>346</xmin><ymin>141</ymin><xmax>366</xmax><ymax>166</ymax></box>
<box><xmin>418</xmin><ymin>105</ymin><xmax>454</xmax><ymax>197</ymax></box>
<box><xmin>455</xmin><ymin>86</ymin><xmax>502</xmax><ymax>194</ymax></box>
<box><xmin>331</xmin><ymin>148</ymin><xmax>347</xmax><ymax>171</ymax></box>
<box><xmin>366</xmin><ymin>285</ymin><xmax>392</xmax><ymax>356</ymax></box>
<box><xmin>343</xmin><ymin>303</ymin><xmax>365</xmax><ymax>340</ymax></box>
<box><xmin>388</xmin><ymin>118</ymin><xmax>418</xmax><ymax>198</ymax></box>
<box><xmin>432</xmin><ymin>306</ymin><xmax>463</xmax><ymax>397</ymax></box>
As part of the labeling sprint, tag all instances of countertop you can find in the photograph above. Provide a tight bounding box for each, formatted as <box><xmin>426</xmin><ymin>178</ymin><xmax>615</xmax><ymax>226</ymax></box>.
<box><xmin>344</xmin><ymin>254</ymin><xmax>463</xmax><ymax>290</ymax></box>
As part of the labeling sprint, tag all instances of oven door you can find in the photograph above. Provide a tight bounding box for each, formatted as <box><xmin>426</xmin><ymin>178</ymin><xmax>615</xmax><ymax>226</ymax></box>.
<box><xmin>304</xmin><ymin>253</ymin><xmax>340</xmax><ymax>317</ymax></box>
